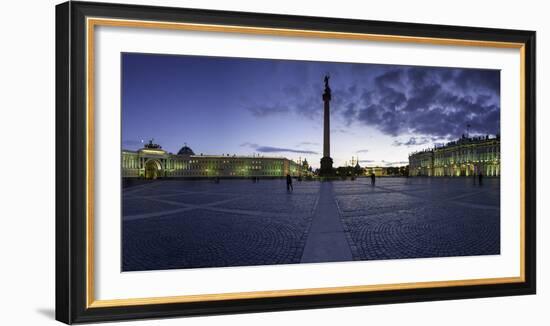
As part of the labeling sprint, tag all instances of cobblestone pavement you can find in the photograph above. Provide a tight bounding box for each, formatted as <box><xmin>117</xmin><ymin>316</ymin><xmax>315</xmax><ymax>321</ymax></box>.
<box><xmin>334</xmin><ymin>177</ymin><xmax>500</xmax><ymax>260</ymax></box>
<box><xmin>122</xmin><ymin>177</ymin><xmax>500</xmax><ymax>271</ymax></box>
<box><xmin>122</xmin><ymin>179</ymin><xmax>319</xmax><ymax>271</ymax></box>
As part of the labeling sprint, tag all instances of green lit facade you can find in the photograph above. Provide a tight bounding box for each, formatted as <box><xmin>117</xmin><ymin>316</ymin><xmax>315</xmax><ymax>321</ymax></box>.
<box><xmin>409</xmin><ymin>135</ymin><xmax>500</xmax><ymax>177</ymax></box>
<box><xmin>122</xmin><ymin>141</ymin><xmax>310</xmax><ymax>180</ymax></box>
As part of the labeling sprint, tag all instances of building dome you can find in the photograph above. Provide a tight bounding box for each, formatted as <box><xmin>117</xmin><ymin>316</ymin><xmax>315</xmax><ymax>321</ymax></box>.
<box><xmin>177</xmin><ymin>144</ymin><xmax>195</xmax><ymax>156</ymax></box>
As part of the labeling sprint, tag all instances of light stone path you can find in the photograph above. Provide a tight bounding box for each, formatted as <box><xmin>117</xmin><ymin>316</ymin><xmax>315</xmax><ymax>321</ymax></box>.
<box><xmin>123</xmin><ymin>196</ymin><xmax>241</xmax><ymax>221</ymax></box>
<box><xmin>124</xmin><ymin>186</ymin><xmax>313</xmax><ymax>220</ymax></box>
<box><xmin>300</xmin><ymin>182</ymin><xmax>352</xmax><ymax>263</ymax></box>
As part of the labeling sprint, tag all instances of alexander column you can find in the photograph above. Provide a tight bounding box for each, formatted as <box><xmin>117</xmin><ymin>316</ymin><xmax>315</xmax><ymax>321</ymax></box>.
<box><xmin>320</xmin><ymin>75</ymin><xmax>334</xmax><ymax>176</ymax></box>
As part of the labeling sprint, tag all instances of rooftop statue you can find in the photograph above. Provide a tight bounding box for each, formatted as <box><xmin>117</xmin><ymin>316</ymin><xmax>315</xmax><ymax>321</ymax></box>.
<box><xmin>145</xmin><ymin>138</ymin><xmax>162</xmax><ymax>149</ymax></box>
<box><xmin>324</xmin><ymin>75</ymin><xmax>330</xmax><ymax>90</ymax></box>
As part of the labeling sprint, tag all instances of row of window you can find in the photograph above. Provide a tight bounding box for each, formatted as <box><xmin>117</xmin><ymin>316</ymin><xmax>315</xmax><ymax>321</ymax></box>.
<box><xmin>411</xmin><ymin>152</ymin><xmax>500</xmax><ymax>167</ymax></box>
<box><xmin>166</xmin><ymin>171</ymin><xmax>290</xmax><ymax>177</ymax></box>
<box><xmin>122</xmin><ymin>157</ymin><xmax>291</xmax><ymax>169</ymax></box>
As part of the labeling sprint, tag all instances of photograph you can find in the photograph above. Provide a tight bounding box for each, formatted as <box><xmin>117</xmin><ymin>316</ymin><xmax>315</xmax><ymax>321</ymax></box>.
<box><xmin>121</xmin><ymin>53</ymin><xmax>501</xmax><ymax>271</ymax></box>
<box><xmin>51</xmin><ymin>1</ymin><xmax>537</xmax><ymax>323</ymax></box>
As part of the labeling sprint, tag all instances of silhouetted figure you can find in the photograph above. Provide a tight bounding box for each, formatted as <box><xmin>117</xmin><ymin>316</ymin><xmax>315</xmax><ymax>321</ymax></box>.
<box><xmin>370</xmin><ymin>172</ymin><xmax>376</xmax><ymax>186</ymax></box>
<box><xmin>473</xmin><ymin>172</ymin><xmax>476</xmax><ymax>185</ymax></box>
<box><xmin>215</xmin><ymin>176</ymin><xmax>220</xmax><ymax>184</ymax></box>
<box><xmin>286</xmin><ymin>174</ymin><xmax>293</xmax><ymax>192</ymax></box>
<box><xmin>478</xmin><ymin>172</ymin><xmax>483</xmax><ymax>185</ymax></box>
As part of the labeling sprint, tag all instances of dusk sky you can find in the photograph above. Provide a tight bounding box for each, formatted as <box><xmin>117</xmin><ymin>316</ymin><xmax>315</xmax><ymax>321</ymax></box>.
<box><xmin>122</xmin><ymin>53</ymin><xmax>500</xmax><ymax>169</ymax></box>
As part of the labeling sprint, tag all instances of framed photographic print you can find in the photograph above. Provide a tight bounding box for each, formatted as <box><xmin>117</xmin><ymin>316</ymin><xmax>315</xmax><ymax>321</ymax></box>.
<box><xmin>55</xmin><ymin>1</ymin><xmax>536</xmax><ymax>324</ymax></box>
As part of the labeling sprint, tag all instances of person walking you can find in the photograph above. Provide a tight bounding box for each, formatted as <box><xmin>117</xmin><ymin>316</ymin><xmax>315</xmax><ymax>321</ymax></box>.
<box><xmin>370</xmin><ymin>172</ymin><xmax>376</xmax><ymax>186</ymax></box>
<box><xmin>286</xmin><ymin>174</ymin><xmax>293</xmax><ymax>192</ymax></box>
<box><xmin>478</xmin><ymin>172</ymin><xmax>483</xmax><ymax>185</ymax></box>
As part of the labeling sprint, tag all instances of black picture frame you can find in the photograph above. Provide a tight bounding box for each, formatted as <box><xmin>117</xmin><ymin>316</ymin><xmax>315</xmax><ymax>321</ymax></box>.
<box><xmin>56</xmin><ymin>1</ymin><xmax>536</xmax><ymax>324</ymax></box>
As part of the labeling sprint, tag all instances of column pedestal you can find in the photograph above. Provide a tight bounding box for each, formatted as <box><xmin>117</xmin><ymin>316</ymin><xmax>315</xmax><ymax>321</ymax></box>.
<box><xmin>320</xmin><ymin>156</ymin><xmax>334</xmax><ymax>176</ymax></box>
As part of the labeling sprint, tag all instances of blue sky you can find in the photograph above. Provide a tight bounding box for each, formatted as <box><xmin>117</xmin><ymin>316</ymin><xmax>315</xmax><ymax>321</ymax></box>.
<box><xmin>122</xmin><ymin>53</ymin><xmax>500</xmax><ymax>169</ymax></box>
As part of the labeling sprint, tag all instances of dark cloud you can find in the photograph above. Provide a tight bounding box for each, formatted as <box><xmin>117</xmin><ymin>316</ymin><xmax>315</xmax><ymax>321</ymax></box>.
<box><xmin>352</xmin><ymin>66</ymin><xmax>500</xmax><ymax>139</ymax></box>
<box><xmin>356</xmin><ymin>149</ymin><xmax>369</xmax><ymax>153</ymax></box>
<box><xmin>256</xmin><ymin>146</ymin><xmax>318</xmax><ymax>154</ymax></box>
<box><xmin>359</xmin><ymin>159</ymin><xmax>375</xmax><ymax>163</ymax></box>
<box><xmin>246</xmin><ymin>104</ymin><xmax>289</xmax><ymax>117</ymax></box>
<box><xmin>331</xmin><ymin>128</ymin><xmax>350</xmax><ymax>134</ymax></box>
<box><xmin>453</xmin><ymin>69</ymin><xmax>500</xmax><ymax>94</ymax></box>
<box><xmin>392</xmin><ymin>136</ymin><xmax>438</xmax><ymax>147</ymax></box>
<box><xmin>342</xmin><ymin>102</ymin><xmax>357</xmax><ymax>125</ymax></box>
<box><xmin>293</xmin><ymin>93</ymin><xmax>320</xmax><ymax>119</ymax></box>
<box><xmin>241</xmin><ymin>142</ymin><xmax>318</xmax><ymax>154</ymax></box>
<box><xmin>243</xmin><ymin>63</ymin><xmax>500</xmax><ymax>140</ymax></box>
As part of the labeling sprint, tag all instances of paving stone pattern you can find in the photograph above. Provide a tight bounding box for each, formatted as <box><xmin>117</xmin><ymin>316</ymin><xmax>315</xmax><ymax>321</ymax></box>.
<box><xmin>122</xmin><ymin>177</ymin><xmax>500</xmax><ymax>271</ymax></box>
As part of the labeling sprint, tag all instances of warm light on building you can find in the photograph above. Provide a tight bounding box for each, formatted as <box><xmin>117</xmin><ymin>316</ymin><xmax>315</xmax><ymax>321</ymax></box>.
<box><xmin>409</xmin><ymin>135</ymin><xmax>500</xmax><ymax>177</ymax></box>
<box><xmin>122</xmin><ymin>140</ymin><xmax>312</xmax><ymax>180</ymax></box>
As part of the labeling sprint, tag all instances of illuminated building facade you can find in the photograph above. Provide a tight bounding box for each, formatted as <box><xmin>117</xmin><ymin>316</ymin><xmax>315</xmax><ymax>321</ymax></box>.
<box><xmin>363</xmin><ymin>166</ymin><xmax>408</xmax><ymax>177</ymax></box>
<box><xmin>122</xmin><ymin>140</ymin><xmax>310</xmax><ymax>179</ymax></box>
<box><xmin>409</xmin><ymin>135</ymin><xmax>500</xmax><ymax>177</ymax></box>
